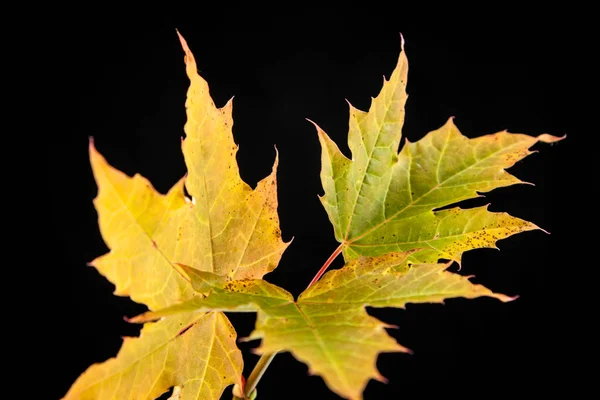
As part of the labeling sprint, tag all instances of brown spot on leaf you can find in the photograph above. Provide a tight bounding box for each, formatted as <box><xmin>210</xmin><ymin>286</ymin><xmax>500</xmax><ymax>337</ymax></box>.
<box><xmin>177</xmin><ymin>322</ymin><xmax>196</xmax><ymax>337</ymax></box>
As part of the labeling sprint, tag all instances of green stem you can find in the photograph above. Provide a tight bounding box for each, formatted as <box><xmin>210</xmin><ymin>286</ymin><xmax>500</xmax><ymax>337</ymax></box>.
<box><xmin>244</xmin><ymin>352</ymin><xmax>277</xmax><ymax>397</ymax></box>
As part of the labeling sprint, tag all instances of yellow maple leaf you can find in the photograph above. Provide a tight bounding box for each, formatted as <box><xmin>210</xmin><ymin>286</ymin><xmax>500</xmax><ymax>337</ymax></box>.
<box><xmin>64</xmin><ymin>32</ymin><xmax>289</xmax><ymax>399</ymax></box>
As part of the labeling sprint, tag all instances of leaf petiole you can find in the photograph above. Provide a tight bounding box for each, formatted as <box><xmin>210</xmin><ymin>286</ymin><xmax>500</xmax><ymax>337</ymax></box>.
<box><xmin>244</xmin><ymin>352</ymin><xmax>277</xmax><ymax>398</ymax></box>
<box><xmin>306</xmin><ymin>243</ymin><xmax>345</xmax><ymax>289</ymax></box>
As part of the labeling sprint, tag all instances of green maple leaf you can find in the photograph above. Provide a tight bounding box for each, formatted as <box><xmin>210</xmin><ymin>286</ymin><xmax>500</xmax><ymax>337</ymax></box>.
<box><xmin>131</xmin><ymin>252</ymin><xmax>513</xmax><ymax>399</ymax></box>
<box><xmin>314</xmin><ymin>38</ymin><xmax>563</xmax><ymax>262</ymax></box>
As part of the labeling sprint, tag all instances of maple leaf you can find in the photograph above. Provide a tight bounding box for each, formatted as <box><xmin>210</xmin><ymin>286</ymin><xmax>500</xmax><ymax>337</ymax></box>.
<box><xmin>314</xmin><ymin>38</ymin><xmax>564</xmax><ymax>263</ymax></box>
<box><xmin>131</xmin><ymin>251</ymin><xmax>513</xmax><ymax>399</ymax></box>
<box><xmin>65</xmin><ymin>32</ymin><xmax>289</xmax><ymax>399</ymax></box>
<box><xmin>64</xmin><ymin>312</ymin><xmax>241</xmax><ymax>399</ymax></box>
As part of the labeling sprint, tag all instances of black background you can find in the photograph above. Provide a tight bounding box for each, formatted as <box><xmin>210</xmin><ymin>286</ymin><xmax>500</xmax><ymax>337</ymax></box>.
<box><xmin>43</xmin><ymin>10</ymin><xmax>579</xmax><ymax>399</ymax></box>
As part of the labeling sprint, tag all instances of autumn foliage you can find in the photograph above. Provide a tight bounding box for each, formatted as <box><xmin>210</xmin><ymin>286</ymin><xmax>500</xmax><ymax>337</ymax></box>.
<box><xmin>64</xmin><ymin>32</ymin><xmax>563</xmax><ymax>400</ymax></box>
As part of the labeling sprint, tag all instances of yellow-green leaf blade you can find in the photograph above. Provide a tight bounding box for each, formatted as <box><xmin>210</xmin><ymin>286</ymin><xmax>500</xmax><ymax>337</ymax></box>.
<box><xmin>132</xmin><ymin>282</ymin><xmax>402</xmax><ymax>400</ymax></box>
<box><xmin>301</xmin><ymin>253</ymin><xmax>514</xmax><ymax>307</ymax></box>
<box><xmin>178</xmin><ymin>32</ymin><xmax>289</xmax><ymax>280</ymax></box>
<box><xmin>89</xmin><ymin>142</ymin><xmax>194</xmax><ymax>310</ymax></box>
<box><xmin>316</xmin><ymin>44</ymin><xmax>564</xmax><ymax>262</ymax></box>
<box><xmin>347</xmin><ymin>205</ymin><xmax>539</xmax><ymax>263</ymax></box>
<box><xmin>317</xmin><ymin>40</ymin><xmax>408</xmax><ymax>243</ymax></box>
<box><xmin>129</xmin><ymin>273</ymin><xmax>294</xmax><ymax>323</ymax></box>
<box><xmin>134</xmin><ymin>252</ymin><xmax>509</xmax><ymax>399</ymax></box>
<box><xmin>63</xmin><ymin>312</ymin><xmax>242</xmax><ymax>400</ymax></box>
<box><xmin>378</xmin><ymin>118</ymin><xmax>563</xmax><ymax>222</ymax></box>
<box><xmin>316</xmin><ymin>122</ymin><xmax>352</xmax><ymax>242</ymax></box>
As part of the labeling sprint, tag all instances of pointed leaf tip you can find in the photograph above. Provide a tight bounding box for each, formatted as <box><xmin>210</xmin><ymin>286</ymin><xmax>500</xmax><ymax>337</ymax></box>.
<box><xmin>88</xmin><ymin>140</ymin><xmax>110</xmax><ymax>173</ymax></box>
<box><xmin>272</xmin><ymin>144</ymin><xmax>280</xmax><ymax>168</ymax></box>
<box><xmin>177</xmin><ymin>30</ymin><xmax>196</xmax><ymax>71</ymax></box>
<box><xmin>537</xmin><ymin>133</ymin><xmax>566</xmax><ymax>143</ymax></box>
<box><xmin>307</xmin><ymin>118</ymin><xmax>328</xmax><ymax>139</ymax></box>
<box><xmin>488</xmin><ymin>290</ymin><xmax>519</xmax><ymax>303</ymax></box>
<box><xmin>305</xmin><ymin>117</ymin><xmax>319</xmax><ymax>129</ymax></box>
<box><xmin>88</xmin><ymin>137</ymin><xmax>98</xmax><ymax>156</ymax></box>
<box><xmin>176</xmin><ymin>30</ymin><xmax>188</xmax><ymax>50</ymax></box>
<box><xmin>374</xmin><ymin>372</ymin><xmax>389</xmax><ymax>384</ymax></box>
